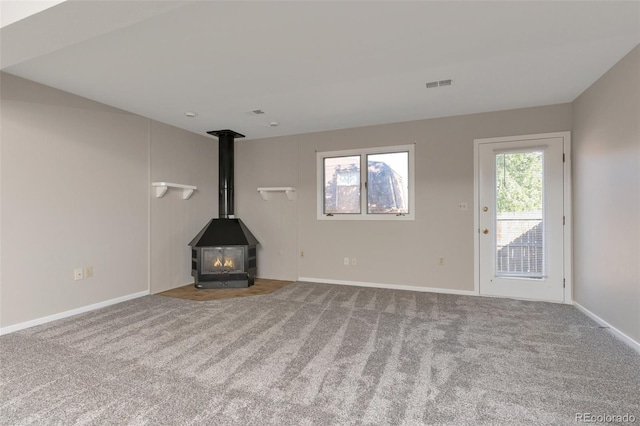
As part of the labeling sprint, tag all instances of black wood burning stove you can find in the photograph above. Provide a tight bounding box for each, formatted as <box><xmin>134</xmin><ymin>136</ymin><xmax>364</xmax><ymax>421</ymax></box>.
<box><xmin>189</xmin><ymin>130</ymin><xmax>258</xmax><ymax>289</ymax></box>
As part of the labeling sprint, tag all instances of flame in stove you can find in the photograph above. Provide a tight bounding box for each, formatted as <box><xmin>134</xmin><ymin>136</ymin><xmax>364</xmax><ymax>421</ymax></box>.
<box><xmin>212</xmin><ymin>257</ymin><xmax>234</xmax><ymax>269</ymax></box>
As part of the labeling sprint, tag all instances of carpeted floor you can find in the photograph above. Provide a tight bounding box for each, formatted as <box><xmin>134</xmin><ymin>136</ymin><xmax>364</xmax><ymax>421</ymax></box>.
<box><xmin>1</xmin><ymin>282</ymin><xmax>639</xmax><ymax>425</ymax></box>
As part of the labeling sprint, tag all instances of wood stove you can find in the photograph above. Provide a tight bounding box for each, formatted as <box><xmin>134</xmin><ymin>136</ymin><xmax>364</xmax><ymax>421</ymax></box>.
<box><xmin>189</xmin><ymin>130</ymin><xmax>258</xmax><ymax>289</ymax></box>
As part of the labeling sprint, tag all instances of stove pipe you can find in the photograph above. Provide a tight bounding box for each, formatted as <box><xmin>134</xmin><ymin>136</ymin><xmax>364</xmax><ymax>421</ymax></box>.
<box><xmin>207</xmin><ymin>129</ymin><xmax>245</xmax><ymax>218</ymax></box>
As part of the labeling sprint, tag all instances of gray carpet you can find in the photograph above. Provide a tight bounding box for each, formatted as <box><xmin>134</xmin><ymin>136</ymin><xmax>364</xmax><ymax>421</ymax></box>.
<box><xmin>1</xmin><ymin>282</ymin><xmax>639</xmax><ymax>425</ymax></box>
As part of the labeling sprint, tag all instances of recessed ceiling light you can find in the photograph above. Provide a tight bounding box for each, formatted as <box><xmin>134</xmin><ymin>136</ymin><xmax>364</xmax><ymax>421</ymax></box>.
<box><xmin>269</xmin><ymin>121</ymin><xmax>279</xmax><ymax>127</ymax></box>
<box><xmin>185</xmin><ymin>111</ymin><xmax>197</xmax><ymax>117</ymax></box>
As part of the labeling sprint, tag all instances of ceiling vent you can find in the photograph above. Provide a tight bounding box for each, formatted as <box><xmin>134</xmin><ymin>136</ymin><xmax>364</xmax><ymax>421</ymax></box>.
<box><xmin>251</xmin><ymin>109</ymin><xmax>265</xmax><ymax>115</ymax></box>
<box><xmin>426</xmin><ymin>79</ymin><xmax>453</xmax><ymax>89</ymax></box>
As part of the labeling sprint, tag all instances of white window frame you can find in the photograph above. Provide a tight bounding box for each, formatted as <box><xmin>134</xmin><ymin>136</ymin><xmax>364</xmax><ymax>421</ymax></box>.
<box><xmin>317</xmin><ymin>144</ymin><xmax>415</xmax><ymax>221</ymax></box>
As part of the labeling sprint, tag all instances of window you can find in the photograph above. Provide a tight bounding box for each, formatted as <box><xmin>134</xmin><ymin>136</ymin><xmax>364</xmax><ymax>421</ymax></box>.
<box><xmin>324</xmin><ymin>156</ymin><xmax>360</xmax><ymax>214</ymax></box>
<box><xmin>317</xmin><ymin>144</ymin><xmax>415</xmax><ymax>220</ymax></box>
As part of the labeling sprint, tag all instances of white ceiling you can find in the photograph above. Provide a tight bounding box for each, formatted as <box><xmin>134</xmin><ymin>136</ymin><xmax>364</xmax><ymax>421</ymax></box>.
<box><xmin>1</xmin><ymin>1</ymin><xmax>639</xmax><ymax>140</ymax></box>
<box><xmin>0</xmin><ymin>0</ymin><xmax>65</xmax><ymax>28</ymax></box>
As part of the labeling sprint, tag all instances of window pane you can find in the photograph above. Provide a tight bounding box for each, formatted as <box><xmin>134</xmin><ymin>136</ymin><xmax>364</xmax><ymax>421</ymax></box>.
<box><xmin>495</xmin><ymin>150</ymin><xmax>545</xmax><ymax>278</ymax></box>
<box><xmin>324</xmin><ymin>155</ymin><xmax>361</xmax><ymax>214</ymax></box>
<box><xmin>367</xmin><ymin>152</ymin><xmax>409</xmax><ymax>214</ymax></box>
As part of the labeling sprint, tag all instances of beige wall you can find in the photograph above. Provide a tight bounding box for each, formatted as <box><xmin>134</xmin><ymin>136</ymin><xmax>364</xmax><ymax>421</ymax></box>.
<box><xmin>235</xmin><ymin>135</ymin><xmax>299</xmax><ymax>281</ymax></box>
<box><xmin>572</xmin><ymin>45</ymin><xmax>640</xmax><ymax>343</ymax></box>
<box><xmin>237</xmin><ymin>104</ymin><xmax>572</xmax><ymax>290</ymax></box>
<box><xmin>149</xmin><ymin>121</ymin><xmax>217</xmax><ymax>293</ymax></box>
<box><xmin>0</xmin><ymin>73</ymin><xmax>215</xmax><ymax>328</ymax></box>
<box><xmin>0</xmin><ymin>73</ymin><xmax>149</xmax><ymax>327</ymax></box>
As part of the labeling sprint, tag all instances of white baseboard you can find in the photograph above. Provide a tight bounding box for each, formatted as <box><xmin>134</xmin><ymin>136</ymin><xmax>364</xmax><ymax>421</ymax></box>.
<box><xmin>298</xmin><ymin>277</ymin><xmax>477</xmax><ymax>296</ymax></box>
<box><xmin>151</xmin><ymin>280</ymin><xmax>195</xmax><ymax>294</ymax></box>
<box><xmin>0</xmin><ymin>290</ymin><xmax>150</xmax><ymax>336</ymax></box>
<box><xmin>573</xmin><ymin>301</ymin><xmax>640</xmax><ymax>354</ymax></box>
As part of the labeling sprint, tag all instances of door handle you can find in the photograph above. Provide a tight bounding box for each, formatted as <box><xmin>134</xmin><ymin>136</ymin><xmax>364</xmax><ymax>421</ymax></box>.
<box><xmin>482</xmin><ymin>228</ymin><xmax>489</xmax><ymax>234</ymax></box>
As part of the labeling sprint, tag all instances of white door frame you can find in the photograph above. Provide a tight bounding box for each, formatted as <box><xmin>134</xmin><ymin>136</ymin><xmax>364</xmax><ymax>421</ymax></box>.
<box><xmin>473</xmin><ymin>131</ymin><xmax>573</xmax><ymax>304</ymax></box>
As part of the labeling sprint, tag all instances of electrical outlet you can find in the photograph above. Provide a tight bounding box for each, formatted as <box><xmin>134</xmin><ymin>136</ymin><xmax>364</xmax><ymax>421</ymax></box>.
<box><xmin>351</xmin><ymin>258</ymin><xmax>357</xmax><ymax>266</ymax></box>
<box><xmin>344</xmin><ymin>257</ymin><xmax>350</xmax><ymax>266</ymax></box>
<box><xmin>74</xmin><ymin>268</ymin><xmax>84</xmax><ymax>280</ymax></box>
<box><xmin>84</xmin><ymin>266</ymin><xmax>93</xmax><ymax>278</ymax></box>
<box><xmin>438</xmin><ymin>257</ymin><xmax>445</xmax><ymax>266</ymax></box>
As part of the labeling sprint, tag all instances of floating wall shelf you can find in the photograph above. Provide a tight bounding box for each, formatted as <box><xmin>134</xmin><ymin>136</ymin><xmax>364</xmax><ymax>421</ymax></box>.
<box><xmin>152</xmin><ymin>182</ymin><xmax>197</xmax><ymax>200</ymax></box>
<box><xmin>257</xmin><ymin>187</ymin><xmax>296</xmax><ymax>201</ymax></box>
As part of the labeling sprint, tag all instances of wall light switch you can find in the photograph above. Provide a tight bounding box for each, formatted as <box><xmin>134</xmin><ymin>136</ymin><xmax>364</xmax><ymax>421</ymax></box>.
<box><xmin>84</xmin><ymin>266</ymin><xmax>93</xmax><ymax>278</ymax></box>
<box><xmin>344</xmin><ymin>257</ymin><xmax>350</xmax><ymax>266</ymax></box>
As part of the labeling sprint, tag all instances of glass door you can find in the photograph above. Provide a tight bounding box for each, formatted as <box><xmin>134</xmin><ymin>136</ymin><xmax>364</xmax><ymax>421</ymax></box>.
<box><xmin>202</xmin><ymin>247</ymin><xmax>245</xmax><ymax>274</ymax></box>
<box><xmin>478</xmin><ymin>137</ymin><xmax>565</xmax><ymax>302</ymax></box>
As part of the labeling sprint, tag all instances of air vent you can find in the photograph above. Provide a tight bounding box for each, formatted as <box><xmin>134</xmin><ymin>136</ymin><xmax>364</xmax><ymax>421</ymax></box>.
<box><xmin>426</xmin><ymin>79</ymin><xmax>453</xmax><ymax>89</ymax></box>
<box><xmin>251</xmin><ymin>109</ymin><xmax>265</xmax><ymax>115</ymax></box>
